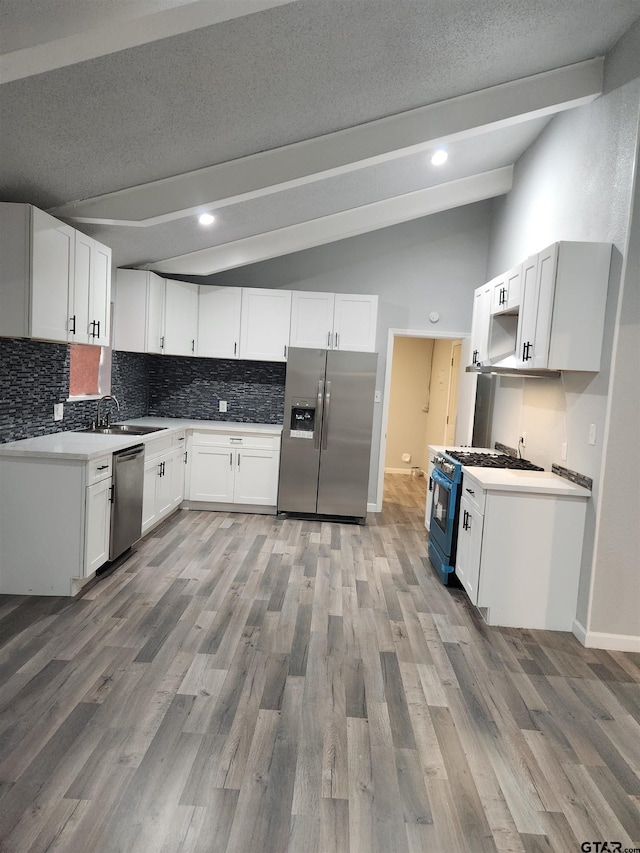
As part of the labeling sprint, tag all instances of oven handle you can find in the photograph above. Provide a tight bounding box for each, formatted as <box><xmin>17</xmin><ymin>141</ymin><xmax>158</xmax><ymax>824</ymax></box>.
<box><xmin>431</xmin><ymin>468</ymin><xmax>453</xmax><ymax>491</ymax></box>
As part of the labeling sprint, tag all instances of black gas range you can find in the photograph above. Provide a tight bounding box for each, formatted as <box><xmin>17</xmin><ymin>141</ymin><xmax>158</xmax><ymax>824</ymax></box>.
<box><xmin>427</xmin><ymin>448</ymin><xmax>543</xmax><ymax>584</ymax></box>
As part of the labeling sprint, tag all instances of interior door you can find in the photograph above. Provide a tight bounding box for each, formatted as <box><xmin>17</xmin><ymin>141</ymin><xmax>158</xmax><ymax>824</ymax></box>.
<box><xmin>444</xmin><ymin>342</ymin><xmax>461</xmax><ymax>445</ymax></box>
<box><xmin>316</xmin><ymin>350</ymin><xmax>377</xmax><ymax>518</ymax></box>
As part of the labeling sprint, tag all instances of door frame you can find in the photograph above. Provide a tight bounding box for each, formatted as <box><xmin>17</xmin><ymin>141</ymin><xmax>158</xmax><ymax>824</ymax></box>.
<box><xmin>375</xmin><ymin>327</ymin><xmax>468</xmax><ymax>512</ymax></box>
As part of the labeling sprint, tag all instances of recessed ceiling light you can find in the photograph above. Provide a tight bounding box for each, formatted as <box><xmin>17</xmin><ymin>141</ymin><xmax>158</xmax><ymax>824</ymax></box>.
<box><xmin>198</xmin><ymin>213</ymin><xmax>215</xmax><ymax>225</ymax></box>
<box><xmin>431</xmin><ymin>149</ymin><xmax>448</xmax><ymax>166</ymax></box>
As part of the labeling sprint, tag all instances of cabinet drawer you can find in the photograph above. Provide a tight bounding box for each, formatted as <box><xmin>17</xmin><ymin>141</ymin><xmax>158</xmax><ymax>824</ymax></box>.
<box><xmin>87</xmin><ymin>455</ymin><xmax>112</xmax><ymax>484</ymax></box>
<box><xmin>460</xmin><ymin>475</ymin><xmax>485</xmax><ymax>514</ymax></box>
<box><xmin>190</xmin><ymin>431</ymin><xmax>280</xmax><ymax>451</ymax></box>
<box><xmin>172</xmin><ymin>430</ymin><xmax>187</xmax><ymax>448</ymax></box>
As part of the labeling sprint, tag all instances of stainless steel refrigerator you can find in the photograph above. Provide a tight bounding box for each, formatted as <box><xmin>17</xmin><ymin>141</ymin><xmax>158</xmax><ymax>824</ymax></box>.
<box><xmin>277</xmin><ymin>347</ymin><xmax>377</xmax><ymax>522</ymax></box>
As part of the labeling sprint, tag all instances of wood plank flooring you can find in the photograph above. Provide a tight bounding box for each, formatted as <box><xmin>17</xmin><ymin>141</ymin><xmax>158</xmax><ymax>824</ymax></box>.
<box><xmin>0</xmin><ymin>473</ymin><xmax>639</xmax><ymax>852</ymax></box>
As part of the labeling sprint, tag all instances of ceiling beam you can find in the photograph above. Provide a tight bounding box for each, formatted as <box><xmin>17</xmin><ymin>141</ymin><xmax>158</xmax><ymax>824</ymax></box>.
<box><xmin>0</xmin><ymin>0</ymin><xmax>301</xmax><ymax>84</ymax></box>
<box><xmin>149</xmin><ymin>166</ymin><xmax>513</xmax><ymax>276</ymax></box>
<box><xmin>50</xmin><ymin>57</ymin><xmax>602</xmax><ymax>227</ymax></box>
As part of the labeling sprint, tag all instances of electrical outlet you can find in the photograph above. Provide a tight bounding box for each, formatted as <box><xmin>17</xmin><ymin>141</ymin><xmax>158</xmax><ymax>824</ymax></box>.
<box><xmin>374</xmin><ymin>390</ymin><xmax>381</xmax><ymax>403</ymax></box>
<box><xmin>588</xmin><ymin>423</ymin><xmax>597</xmax><ymax>445</ymax></box>
<box><xmin>561</xmin><ymin>442</ymin><xmax>567</xmax><ymax>461</ymax></box>
<box><xmin>219</xmin><ymin>400</ymin><xmax>228</xmax><ymax>413</ymax></box>
<box><xmin>53</xmin><ymin>403</ymin><xmax>64</xmax><ymax>421</ymax></box>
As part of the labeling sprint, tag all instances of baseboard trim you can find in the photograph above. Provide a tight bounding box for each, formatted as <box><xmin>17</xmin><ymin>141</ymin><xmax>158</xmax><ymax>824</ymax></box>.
<box><xmin>367</xmin><ymin>502</ymin><xmax>378</xmax><ymax>513</ymax></box>
<box><xmin>384</xmin><ymin>467</ymin><xmax>413</xmax><ymax>475</ymax></box>
<box><xmin>573</xmin><ymin>619</ymin><xmax>640</xmax><ymax>652</ymax></box>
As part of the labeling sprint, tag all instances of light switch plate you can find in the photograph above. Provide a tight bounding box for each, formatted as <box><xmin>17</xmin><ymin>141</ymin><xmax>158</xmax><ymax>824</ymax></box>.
<box><xmin>219</xmin><ymin>400</ymin><xmax>228</xmax><ymax>413</ymax></box>
<box><xmin>53</xmin><ymin>403</ymin><xmax>64</xmax><ymax>421</ymax></box>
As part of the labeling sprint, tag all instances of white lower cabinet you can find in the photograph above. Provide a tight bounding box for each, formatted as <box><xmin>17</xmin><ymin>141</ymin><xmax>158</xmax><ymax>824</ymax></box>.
<box><xmin>187</xmin><ymin>431</ymin><xmax>280</xmax><ymax>508</ymax></box>
<box><xmin>0</xmin><ymin>453</ymin><xmax>113</xmax><ymax>595</ymax></box>
<box><xmin>85</xmin><ymin>476</ymin><xmax>113</xmax><ymax>575</ymax></box>
<box><xmin>142</xmin><ymin>431</ymin><xmax>187</xmax><ymax>533</ymax></box>
<box><xmin>454</xmin><ymin>472</ymin><xmax>588</xmax><ymax>630</ymax></box>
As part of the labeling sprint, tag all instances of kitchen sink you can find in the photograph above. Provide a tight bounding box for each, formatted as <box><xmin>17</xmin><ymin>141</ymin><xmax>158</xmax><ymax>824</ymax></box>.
<box><xmin>77</xmin><ymin>424</ymin><xmax>167</xmax><ymax>436</ymax></box>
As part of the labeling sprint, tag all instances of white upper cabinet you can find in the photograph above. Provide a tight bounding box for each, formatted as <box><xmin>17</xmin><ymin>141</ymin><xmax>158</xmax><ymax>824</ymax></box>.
<box><xmin>469</xmin><ymin>283</ymin><xmax>492</xmax><ymax>366</ymax></box>
<box><xmin>490</xmin><ymin>264</ymin><xmax>521</xmax><ymax>315</ymax></box>
<box><xmin>289</xmin><ymin>291</ymin><xmax>378</xmax><ymax>352</ymax></box>
<box><xmin>290</xmin><ymin>291</ymin><xmax>336</xmax><ymax>349</ymax></box>
<box><xmin>332</xmin><ymin>293</ymin><xmax>378</xmax><ymax>352</ymax></box>
<box><xmin>113</xmin><ymin>269</ymin><xmax>165</xmax><ymax>353</ymax></box>
<box><xmin>0</xmin><ymin>203</ymin><xmax>111</xmax><ymax>346</ymax></box>
<box><xmin>515</xmin><ymin>241</ymin><xmax>612</xmax><ymax>371</ymax></box>
<box><xmin>240</xmin><ymin>288</ymin><xmax>292</xmax><ymax>361</ymax></box>
<box><xmin>164</xmin><ymin>279</ymin><xmax>199</xmax><ymax>357</ymax></box>
<box><xmin>198</xmin><ymin>286</ymin><xmax>242</xmax><ymax>359</ymax></box>
<box><xmin>73</xmin><ymin>231</ymin><xmax>112</xmax><ymax>346</ymax></box>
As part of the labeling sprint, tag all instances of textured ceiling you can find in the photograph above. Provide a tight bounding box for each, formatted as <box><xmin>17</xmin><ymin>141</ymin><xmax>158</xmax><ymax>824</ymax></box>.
<box><xmin>1</xmin><ymin>0</ymin><xmax>639</xmax><ymax>273</ymax></box>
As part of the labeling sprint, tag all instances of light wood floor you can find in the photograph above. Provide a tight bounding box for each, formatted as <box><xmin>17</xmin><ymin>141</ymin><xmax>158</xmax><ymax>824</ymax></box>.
<box><xmin>0</xmin><ymin>474</ymin><xmax>638</xmax><ymax>852</ymax></box>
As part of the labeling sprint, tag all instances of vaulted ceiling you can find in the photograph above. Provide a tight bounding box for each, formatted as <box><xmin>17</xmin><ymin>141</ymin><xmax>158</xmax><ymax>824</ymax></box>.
<box><xmin>2</xmin><ymin>0</ymin><xmax>639</xmax><ymax>276</ymax></box>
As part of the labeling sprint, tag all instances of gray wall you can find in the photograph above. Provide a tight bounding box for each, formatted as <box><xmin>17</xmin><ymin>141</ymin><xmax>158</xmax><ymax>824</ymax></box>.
<box><xmin>487</xmin><ymin>20</ymin><xmax>640</xmax><ymax>643</ymax></box>
<box><xmin>208</xmin><ymin>201</ymin><xmax>493</xmax><ymax>503</ymax></box>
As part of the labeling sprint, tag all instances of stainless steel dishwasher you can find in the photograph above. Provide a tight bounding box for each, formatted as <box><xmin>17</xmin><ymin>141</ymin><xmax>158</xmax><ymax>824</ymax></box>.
<box><xmin>109</xmin><ymin>444</ymin><xmax>145</xmax><ymax>561</ymax></box>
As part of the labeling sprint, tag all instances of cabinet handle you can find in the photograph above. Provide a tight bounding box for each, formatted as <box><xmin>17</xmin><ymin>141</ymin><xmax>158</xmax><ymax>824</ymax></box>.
<box><xmin>465</xmin><ymin>488</ymin><xmax>475</xmax><ymax>496</ymax></box>
<box><xmin>97</xmin><ymin>464</ymin><xmax>109</xmax><ymax>471</ymax></box>
<box><xmin>158</xmin><ymin>461</ymin><xmax>163</xmax><ymax>477</ymax></box>
<box><xmin>335</xmin><ymin>332</ymin><xmax>339</xmax><ymax>349</ymax></box>
<box><xmin>191</xmin><ymin>339</ymin><xmax>195</xmax><ymax>353</ymax></box>
<box><xmin>95</xmin><ymin>320</ymin><xmax>100</xmax><ymax>339</ymax></box>
<box><xmin>237</xmin><ymin>453</ymin><xmax>241</xmax><ymax>469</ymax></box>
<box><xmin>234</xmin><ymin>342</ymin><xmax>237</xmax><ymax>356</ymax></box>
<box><xmin>283</xmin><ymin>345</ymin><xmax>287</xmax><ymax>358</ymax></box>
<box><xmin>109</xmin><ymin>484</ymin><xmax>115</xmax><ymax>503</ymax></box>
<box><xmin>177</xmin><ymin>436</ymin><xmax>185</xmax><ymax>442</ymax></box>
<box><xmin>160</xmin><ymin>336</ymin><xmax>165</xmax><ymax>350</ymax></box>
<box><xmin>229</xmin><ymin>452</ymin><xmax>233</xmax><ymax>467</ymax></box>
<box><xmin>472</xmin><ymin>349</ymin><xmax>479</xmax><ymax>364</ymax></box>
<box><xmin>69</xmin><ymin>315</ymin><xmax>76</xmax><ymax>334</ymax></box>
<box><xmin>184</xmin><ymin>451</ymin><xmax>188</xmax><ymax>464</ymax></box>
<box><xmin>327</xmin><ymin>331</ymin><xmax>331</xmax><ymax>348</ymax></box>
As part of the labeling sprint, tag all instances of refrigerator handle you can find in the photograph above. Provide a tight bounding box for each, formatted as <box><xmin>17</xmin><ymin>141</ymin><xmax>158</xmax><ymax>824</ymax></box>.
<box><xmin>322</xmin><ymin>380</ymin><xmax>331</xmax><ymax>450</ymax></box>
<box><xmin>314</xmin><ymin>379</ymin><xmax>324</xmax><ymax>449</ymax></box>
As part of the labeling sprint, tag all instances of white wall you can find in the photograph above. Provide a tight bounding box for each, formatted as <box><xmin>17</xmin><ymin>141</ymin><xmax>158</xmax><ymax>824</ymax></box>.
<box><xmin>210</xmin><ymin>202</ymin><xmax>492</xmax><ymax>503</ymax></box>
<box><xmin>487</xmin><ymin>19</ymin><xmax>640</xmax><ymax>646</ymax></box>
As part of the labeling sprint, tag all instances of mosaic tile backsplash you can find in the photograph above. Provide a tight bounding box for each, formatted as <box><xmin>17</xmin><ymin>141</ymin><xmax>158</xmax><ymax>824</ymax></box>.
<box><xmin>147</xmin><ymin>355</ymin><xmax>285</xmax><ymax>423</ymax></box>
<box><xmin>0</xmin><ymin>339</ymin><xmax>149</xmax><ymax>443</ymax></box>
<box><xmin>0</xmin><ymin>338</ymin><xmax>285</xmax><ymax>444</ymax></box>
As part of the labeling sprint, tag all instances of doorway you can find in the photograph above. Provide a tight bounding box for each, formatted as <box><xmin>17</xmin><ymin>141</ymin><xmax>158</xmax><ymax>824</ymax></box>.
<box><xmin>376</xmin><ymin>329</ymin><xmax>464</xmax><ymax>512</ymax></box>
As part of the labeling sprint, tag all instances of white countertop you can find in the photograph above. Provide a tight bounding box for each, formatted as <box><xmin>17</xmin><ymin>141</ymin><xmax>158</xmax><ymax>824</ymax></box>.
<box><xmin>463</xmin><ymin>467</ymin><xmax>591</xmax><ymax>497</ymax></box>
<box><xmin>0</xmin><ymin>418</ymin><xmax>283</xmax><ymax>462</ymax></box>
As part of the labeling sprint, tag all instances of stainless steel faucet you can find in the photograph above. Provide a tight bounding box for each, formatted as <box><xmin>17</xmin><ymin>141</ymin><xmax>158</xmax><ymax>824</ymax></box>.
<box><xmin>96</xmin><ymin>395</ymin><xmax>120</xmax><ymax>427</ymax></box>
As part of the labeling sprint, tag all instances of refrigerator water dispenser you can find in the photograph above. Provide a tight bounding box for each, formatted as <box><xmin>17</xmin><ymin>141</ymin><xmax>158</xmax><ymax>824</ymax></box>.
<box><xmin>289</xmin><ymin>402</ymin><xmax>316</xmax><ymax>438</ymax></box>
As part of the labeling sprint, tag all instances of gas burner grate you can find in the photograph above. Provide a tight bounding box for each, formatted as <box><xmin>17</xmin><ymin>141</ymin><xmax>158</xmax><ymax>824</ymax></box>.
<box><xmin>445</xmin><ymin>450</ymin><xmax>544</xmax><ymax>471</ymax></box>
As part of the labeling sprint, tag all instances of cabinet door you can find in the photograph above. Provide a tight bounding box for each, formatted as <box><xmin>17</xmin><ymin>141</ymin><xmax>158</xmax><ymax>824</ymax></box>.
<box><xmin>454</xmin><ymin>501</ymin><xmax>470</xmax><ymax>590</ymax></box>
<box><xmin>332</xmin><ymin>293</ymin><xmax>378</xmax><ymax>352</ymax></box>
<box><xmin>516</xmin><ymin>245</ymin><xmax>558</xmax><ymax>369</ymax></box>
<box><xmin>198</xmin><ymin>286</ymin><xmax>242</xmax><ymax>358</ymax></box>
<box><xmin>469</xmin><ymin>284</ymin><xmax>492</xmax><ymax>365</ymax></box>
<box><xmin>85</xmin><ymin>478</ymin><xmax>112</xmax><ymax>575</ymax></box>
<box><xmin>233</xmin><ymin>449</ymin><xmax>279</xmax><ymax>506</ymax></box>
<box><xmin>30</xmin><ymin>207</ymin><xmax>75</xmax><ymax>343</ymax></box>
<box><xmin>142</xmin><ymin>457</ymin><xmax>160</xmax><ymax>532</ymax></box>
<box><xmin>169</xmin><ymin>445</ymin><xmax>186</xmax><ymax>509</ymax></box>
<box><xmin>72</xmin><ymin>231</ymin><xmax>92</xmax><ymax>344</ymax></box>
<box><xmin>464</xmin><ymin>503</ymin><xmax>483</xmax><ymax>604</ymax></box>
<box><xmin>164</xmin><ymin>280</ymin><xmax>198</xmax><ymax>356</ymax></box>
<box><xmin>289</xmin><ymin>291</ymin><xmax>335</xmax><ymax>349</ymax></box>
<box><xmin>146</xmin><ymin>274</ymin><xmax>166</xmax><ymax>354</ymax></box>
<box><xmin>89</xmin><ymin>240</ymin><xmax>111</xmax><ymax>346</ymax></box>
<box><xmin>155</xmin><ymin>453</ymin><xmax>174</xmax><ymax>519</ymax></box>
<box><xmin>240</xmin><ymin>288</ymin><xmax>291</xmax><ymax>361</ymax></box>
<box><xmin>188</xmin><ymin>446</ymin><xmax>235</xmax><ymax>502</ymax></box>
<box><xmin>114</xmin><ymin>269</ymin><xmax>148</xmax><ymax>352</ymax></box>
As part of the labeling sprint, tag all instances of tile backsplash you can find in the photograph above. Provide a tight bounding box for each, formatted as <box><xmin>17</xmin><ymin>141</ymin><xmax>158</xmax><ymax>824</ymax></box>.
<box><xmin>0</xmin><ymin>339</ymin><xmax>149</xmax><ymax>443</ymax></box>
<box><xmin>0</xmin><ymin>338</ymin><xmax>285</xmax><ymax>444</ymax></box>
<box><xmin>147</xmin><ymin>355</ymin><xmax>285</xmax><ymax>423</ymax></box>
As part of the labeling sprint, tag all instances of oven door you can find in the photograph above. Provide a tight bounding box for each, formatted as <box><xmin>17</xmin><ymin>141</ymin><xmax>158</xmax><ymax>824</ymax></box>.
<box><xmin>429</xmin><ymin>467</ymin><xmax>458</xmax><ymax>559</ymax></box>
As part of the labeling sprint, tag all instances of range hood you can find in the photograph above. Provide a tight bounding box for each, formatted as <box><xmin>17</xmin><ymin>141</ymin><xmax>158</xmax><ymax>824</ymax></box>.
<box><xmin>465</xmin><ymin>361</ymin><xmax>561</xmax><ymax>379</ymax></box>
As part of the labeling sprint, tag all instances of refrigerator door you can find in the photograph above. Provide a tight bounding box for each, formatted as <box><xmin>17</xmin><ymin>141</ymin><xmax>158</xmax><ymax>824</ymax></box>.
<box><xmin>317</xmin><ymin>350</ymin><xmax>377</xmax><ymax>518</ymax></box>
<box><xmin>278</xmin><ymin>348</ymin><xmax>327</xmax><ymax>513</ymax></box>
